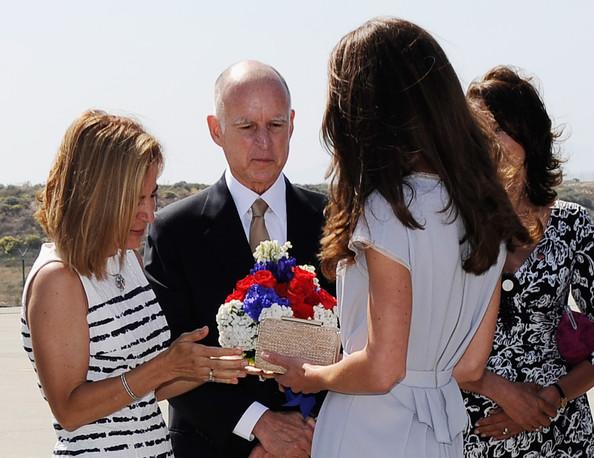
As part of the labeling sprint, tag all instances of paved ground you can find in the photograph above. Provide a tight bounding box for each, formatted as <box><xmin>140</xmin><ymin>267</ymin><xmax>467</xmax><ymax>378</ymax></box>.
<box><xmin>1</xmin><ymin>307</ymin><xmax>593</xmax><ymax>457</ymax></box>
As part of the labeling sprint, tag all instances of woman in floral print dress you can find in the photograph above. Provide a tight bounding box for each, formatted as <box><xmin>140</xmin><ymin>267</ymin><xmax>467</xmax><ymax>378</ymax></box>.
<box><xmin>461</xmin><ymin>66</ymin><xmax>594</xmax><ymax>457</ymax></box>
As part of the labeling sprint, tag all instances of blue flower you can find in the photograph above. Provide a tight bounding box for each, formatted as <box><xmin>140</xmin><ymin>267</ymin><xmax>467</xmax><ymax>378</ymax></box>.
<box><xmin>275</xmin><ymin>257</ymin><xmax>297</xmax><ymax>282</ymax></box>
<box><xmin>250</xmin><ymin>262</ymin><xmax>270</xmax><ymax>275</ymax></box>
<box><xmin>242</xmin><ymin>284</ymin><xmax>290</xmax><ymax>321</ymax></box>
<box><xmin>251</xmin><ymin>257</ymin><xmax>297</xmax><ymax>283</ymax></box>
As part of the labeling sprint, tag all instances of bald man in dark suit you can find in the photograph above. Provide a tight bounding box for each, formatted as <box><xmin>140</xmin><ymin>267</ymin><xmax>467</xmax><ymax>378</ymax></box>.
<box><xmin>145</xmin><ymin>60</ymin><xmax>331</xmax><ymax>458</ymax></box>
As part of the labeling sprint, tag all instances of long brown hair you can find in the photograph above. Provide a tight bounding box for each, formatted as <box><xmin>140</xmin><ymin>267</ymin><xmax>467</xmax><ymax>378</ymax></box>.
<box><xmin>467</xmin><ymin>66</ymin><xmax>563</xmax><ymax>240</ymax></box>
<box><xmin>36</xmin><ymin>110</ymin><xmax>163</xmax><ymax>278</ymax></box>
<box><xmin>320</xmin><ymin>17</ymin><xmax>528</xmax><ymax>279</ymax></box>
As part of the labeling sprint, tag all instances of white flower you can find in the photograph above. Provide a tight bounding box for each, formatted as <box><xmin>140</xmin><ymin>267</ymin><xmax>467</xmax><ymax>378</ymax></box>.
<box><xmin>216</xmin><ymin>300</ymin><xmax>258</xmax><ymax>350</ymax></box>
<box><xmin>254</xmin><ymin>240</ymin><xmax>293</xmax><ymax>263</ymax></box>
<box><xmin>299</xmin><ymin>264</ymin><xmax>316</xmax><ymax>274</ymax></box>
<box><xmin>313</xmin><ymin>305</ymin><xmax>339</xmax><ymax>328</ymax></box>
<box><xmin>259</xmin><ymin>303</ymin><xmax>294</xmax><ymax>321</ymax></box>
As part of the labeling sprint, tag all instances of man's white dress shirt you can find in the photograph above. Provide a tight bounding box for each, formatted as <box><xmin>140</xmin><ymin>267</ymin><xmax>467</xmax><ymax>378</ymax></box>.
<box><xmin>224</xmin><ymin>168</ymin><xmax>287</xmax><ymax>441</ymax></box>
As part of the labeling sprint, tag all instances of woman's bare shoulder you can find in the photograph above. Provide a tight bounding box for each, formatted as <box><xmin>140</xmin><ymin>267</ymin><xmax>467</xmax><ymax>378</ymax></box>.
<box><xmin>28</xmin><ymin>262</ymin><xmax>86</xmax><ymax>316</ymax></box>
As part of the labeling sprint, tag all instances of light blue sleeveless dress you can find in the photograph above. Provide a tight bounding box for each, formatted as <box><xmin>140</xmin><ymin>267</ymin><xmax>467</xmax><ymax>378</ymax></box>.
<box><xmin>312</xmin><ymin>175</ymin><xmax>505</xmax><ymax>458</ymax></box>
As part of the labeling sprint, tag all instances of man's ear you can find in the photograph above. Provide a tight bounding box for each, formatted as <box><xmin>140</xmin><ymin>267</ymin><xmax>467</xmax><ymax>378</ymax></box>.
<box><xmin>207</xmin><ymin>115</ymin><xmax>224</xmax><ymax>147</ymax></box>
<box><xmin>288</xmin><ymin>109</ymin><xmax>295</xmax><ymax>139</ymax></box>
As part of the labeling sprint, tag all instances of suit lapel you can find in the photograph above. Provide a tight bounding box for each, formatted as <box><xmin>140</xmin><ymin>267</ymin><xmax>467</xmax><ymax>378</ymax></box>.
<box><xmin>202</xmin><ymin>176</ymin><xmax>255</xmax><ymax>280</ymax></box>
<box><xmin>201</xmin><ymin>177</ymin><xmax>324</xmax><ymax>284</ymax></box>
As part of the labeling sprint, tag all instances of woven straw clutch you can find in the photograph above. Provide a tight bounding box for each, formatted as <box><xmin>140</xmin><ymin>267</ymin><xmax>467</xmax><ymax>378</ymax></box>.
<box><xmin>255</xmin><ymin>317</ymin><xmax>341</xmax><ymax>374</ymax></box>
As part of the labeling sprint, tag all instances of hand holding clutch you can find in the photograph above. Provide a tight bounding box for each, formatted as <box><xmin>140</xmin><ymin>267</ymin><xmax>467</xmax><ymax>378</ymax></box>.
<box><xmin>255</xmin><ymin>317</ymin><xmax>341</xmax><ymax>374</ymax></box>
<box><xmin>260</xmin><ymin>350</ymin><xmax>324</xmax><ymax>395</ymax></box>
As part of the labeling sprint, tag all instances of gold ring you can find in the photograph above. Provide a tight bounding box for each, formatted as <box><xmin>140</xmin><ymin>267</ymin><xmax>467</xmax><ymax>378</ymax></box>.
<box><xmin>208</xmin><ymin>369</ymin><xmax>214</xmax><ymax>382</ymax></box>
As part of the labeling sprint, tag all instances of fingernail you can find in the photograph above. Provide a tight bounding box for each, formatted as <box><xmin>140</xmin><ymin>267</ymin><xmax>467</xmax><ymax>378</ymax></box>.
<box><xmin>261</xmin><ymin>351</ymin><xmax>270</xmax><ymax>359</ymax></box>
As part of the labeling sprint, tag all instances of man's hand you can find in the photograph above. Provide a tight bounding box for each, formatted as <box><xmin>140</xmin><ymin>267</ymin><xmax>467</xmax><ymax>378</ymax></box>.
<box><xmin>252</xmin><ymin>411</ymin><xmax>315</xmax><ymax>457</ymax></box>
<box><xmin>248</xmin><ymin>445</ymin><xmax>274</xmax><ymax>458</ymax></box>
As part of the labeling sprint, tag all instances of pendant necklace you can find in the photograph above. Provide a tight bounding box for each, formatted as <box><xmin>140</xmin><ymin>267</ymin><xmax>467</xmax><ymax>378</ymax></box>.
<box><xmin>112</xmin><ymin>272</ymin><xmax>126</xmax><ymax>292</ymax></box>
<box><xmin>108</xmin><ymin>256</ymin><xmax>126</xmax><ymax>292</ymax></box>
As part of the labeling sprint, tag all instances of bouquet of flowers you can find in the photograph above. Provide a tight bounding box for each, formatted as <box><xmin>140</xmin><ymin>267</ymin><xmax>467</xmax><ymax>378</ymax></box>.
<box><xmin>216</xmin><ymin>240</ymin><xmax>338</xmax><ymax>361</ymax></box>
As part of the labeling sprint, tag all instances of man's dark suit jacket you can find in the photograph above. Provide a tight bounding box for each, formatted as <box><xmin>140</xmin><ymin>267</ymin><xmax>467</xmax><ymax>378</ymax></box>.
<box><xmin>144</xmin><ymin>175</ymin><xmax>331</xmax><ymax>457</ymax></box>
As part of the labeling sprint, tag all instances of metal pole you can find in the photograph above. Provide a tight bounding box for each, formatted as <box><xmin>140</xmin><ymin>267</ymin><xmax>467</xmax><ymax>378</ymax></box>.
<box><xmin>19</xmin><ymin>247</ymin><xmax>29</xmax><ymax>288</ymax></box>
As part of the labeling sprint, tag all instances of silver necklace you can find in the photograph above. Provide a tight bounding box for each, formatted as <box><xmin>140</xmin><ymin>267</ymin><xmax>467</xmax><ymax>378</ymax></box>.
<box><xmin>108</xmin><ymin>257</ymin><xmax>126</xmax><ymax>292</ymax></box>
<box><xmin>112</xmin><ymin>273</ymin><xmax>126</xmax><ymax>292</ymax></box>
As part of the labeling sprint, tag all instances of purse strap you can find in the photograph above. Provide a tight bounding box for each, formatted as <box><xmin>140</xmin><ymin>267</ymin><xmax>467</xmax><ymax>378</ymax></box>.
<box><xmin>564</xmin><ymin>304</ymin><xmax>578</xmax><ymax>330</ymax></box>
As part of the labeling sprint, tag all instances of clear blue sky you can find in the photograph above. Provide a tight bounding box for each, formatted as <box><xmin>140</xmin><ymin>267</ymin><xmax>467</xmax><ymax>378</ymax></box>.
<box><xmin>1</xmin><ymin>0</ymin><xmax>593</xmax><ymax>185</ymax></box>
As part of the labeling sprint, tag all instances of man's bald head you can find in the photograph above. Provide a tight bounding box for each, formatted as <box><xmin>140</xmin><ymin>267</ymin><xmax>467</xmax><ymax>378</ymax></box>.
<box><xmin>206</xmin><ymin>60</ymin><xmax>295</xmax><ymax>194</ymax></box>
<box><xmin>214</xmin><ymin>60</ymin><xmax>292</xmax><ymax>120</ymax></box>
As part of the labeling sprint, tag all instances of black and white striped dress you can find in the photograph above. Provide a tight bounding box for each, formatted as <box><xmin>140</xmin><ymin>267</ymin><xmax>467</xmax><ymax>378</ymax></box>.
<box><xmin>21</xmin><ymin>243</ymin><xmax>173</xmax><ymax>457</ymax></box>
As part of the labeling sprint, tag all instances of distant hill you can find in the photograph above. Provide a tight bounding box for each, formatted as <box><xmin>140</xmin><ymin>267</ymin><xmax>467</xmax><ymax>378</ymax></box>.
<box><xmin>556</xmin><ymin>178</ymin><xmax>594</xmax><ymax>210</ymax></box>
<box><xmin>0</xmin><ymin>179</ymin><xmax>591</xmax><ymax>256</ymax></box>
<box><xmin>0</xmin><ymin>181</ymin><xmax>329</xmax><ymax>257</ymax></box>
<box><xmin>0</xmin><ymin>179</ymin><xmax>592</xmax><ymax>305</ymax></box>
<box><xmin>0</xmin><ymin>182</ymin><xmax>206</xmax><ymax>257</ymax></box>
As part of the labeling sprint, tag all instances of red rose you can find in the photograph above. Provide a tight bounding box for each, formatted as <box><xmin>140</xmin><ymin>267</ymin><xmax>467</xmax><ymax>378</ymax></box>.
<box><xmin>235</xmin><ymin>275</ymin><xmax>257</xmax><ymax>294</ymax></box>
<box><xmin>287</xmin><ymin>267</ymin><xmax>320</xmax><ymax>319</ymax></box>
<box><xmin>253</xmin><ymin>270</ymin><xmax>277</xmax><ymax>289</ymax></box>
<box><xmin>274</xmin><ymin>283</ymin><xmax>289</xmax><ymax>298</ymax></box>
<box><xmin>289</xmin><ymin>268</ymin><xmax>316</xmax><ymax>296</ymax></box>
<box><xmin>291</xmin><ymin>299</ymin><xmax>315</xmax><ymax>319</ymax></box>
<box><xmin>318</xmin><ymin>288</ymin><xmax>337</xmax><ymax>310</ymax></box>
<box><xmin>225</xmin><ymin>289</ymin><xmax>245</xmax><ymax>302</ymax></box>
<box><xmin>292</xmin><ymin>266</ymin><xmax>316</xmax><ymax>283</ymax></box>
<box><xmin>288</xmin><ymin>287</ymin><xmax>319</xmax><ymax>308</ymax></box>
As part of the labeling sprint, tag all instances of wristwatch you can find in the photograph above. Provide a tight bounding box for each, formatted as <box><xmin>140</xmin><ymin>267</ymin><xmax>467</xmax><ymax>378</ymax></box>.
<box><xmin>552</xmin><ymin>382</ymin><xmax>568</xmax><ymax>409</ymax></box>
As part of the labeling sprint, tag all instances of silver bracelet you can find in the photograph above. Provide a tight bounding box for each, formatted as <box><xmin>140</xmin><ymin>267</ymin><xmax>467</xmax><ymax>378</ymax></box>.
<box><xmin>121</xmin><ymin>372</ymin><xmax>139</xmax><ymax>402</ymax></box>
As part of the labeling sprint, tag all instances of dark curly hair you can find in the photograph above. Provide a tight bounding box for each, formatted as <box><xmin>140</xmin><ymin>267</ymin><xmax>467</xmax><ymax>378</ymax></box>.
<box><xmin>467</xmin><ymin>66</ymin><xmax>563</xmax><ymax>207</ymax></box>
<box><xmin>319</xmin><ymin>18</ymin><xmax>528</xmax><ymax>279</ymax></box>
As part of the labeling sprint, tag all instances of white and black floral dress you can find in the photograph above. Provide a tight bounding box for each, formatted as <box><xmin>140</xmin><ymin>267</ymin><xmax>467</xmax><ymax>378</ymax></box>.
<box><xmin>463</xmin><ymin>200</ymin><xmax>594</xmax><ymax>457</ymax></box>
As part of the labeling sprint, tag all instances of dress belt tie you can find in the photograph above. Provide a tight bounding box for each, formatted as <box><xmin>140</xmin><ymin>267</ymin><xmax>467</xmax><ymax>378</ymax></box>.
<box><xmin>390</xmin><ymin>369</ymin><xmax>467</xmax><ymax>444</ymax></box>
<box><xmin>399</xmin><ymin>369</ymin><xmax>452</xmax><ymax>388</ymax></box>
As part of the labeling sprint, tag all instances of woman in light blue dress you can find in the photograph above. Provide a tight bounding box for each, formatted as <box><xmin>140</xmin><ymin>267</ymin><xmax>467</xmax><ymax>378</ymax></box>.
<box><xmin>262</xmin><ymin>18</ymin><xmax>529</xmax><ymax>457</ymax></box>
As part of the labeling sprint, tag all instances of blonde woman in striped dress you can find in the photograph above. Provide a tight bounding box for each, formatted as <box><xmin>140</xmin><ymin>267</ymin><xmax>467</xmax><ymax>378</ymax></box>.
<box><xmin>21</xmin><ymin>110</ymin><xmax>247</xmax><ymax>457</ymax></box>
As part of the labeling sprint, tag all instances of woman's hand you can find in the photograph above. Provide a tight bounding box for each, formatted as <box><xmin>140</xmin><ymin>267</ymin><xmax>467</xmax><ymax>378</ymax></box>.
<box><xmin>27</xmin><ymin>262</ymin><xmax>246</xmax><ymax>428</ymax></box>
<box><xmin>162</xmin><ymin>326</ymin><xmax>247</xmax><ymax>384</ymax></box>
<box><xmin>260</xmin><ymin>351</ymin><xmax>321</xmax><ymax>394</ymax></box>
<box><xmin>495</xmin><ymin>381</ymin><xmax>557</xmax><ymax>430</ymax></box>
<box><xmin>474</xmin><ymin>384</ymin><xmax>562</xmax><ymax>440</ymax></box>
<box><xmin>474</xmin><ymin>380</ymin><xmax>557</xmax><ymax>437</ymax></box>
<box><xmin>537</xmin><ymin>384</ymin><xmax>563</xmax><ymax>410</ymax></box>
<box><xmin>474</xmin><ymin>408</ymin><xmax>523</xmax><ymax>440</ymax></box>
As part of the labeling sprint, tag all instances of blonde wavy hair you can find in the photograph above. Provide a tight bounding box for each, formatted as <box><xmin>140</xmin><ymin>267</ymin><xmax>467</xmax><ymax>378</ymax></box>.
<box><xmin>36</xmin><ymin>110</ymin><xmax>163</xmax><ymax>279</ymax></box>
